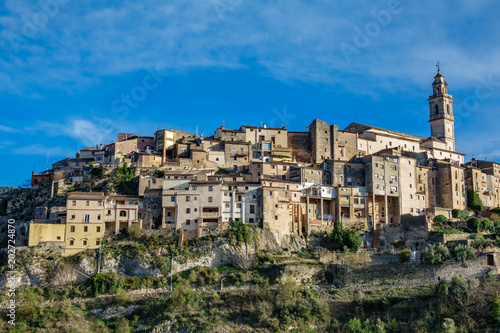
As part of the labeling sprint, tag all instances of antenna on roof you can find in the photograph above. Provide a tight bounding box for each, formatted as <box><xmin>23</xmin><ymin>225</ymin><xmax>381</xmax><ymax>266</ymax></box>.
<box><xmin>436</xmin><ymin>61</ymin><xmax>440</xmax><ymax>72</ymax></box>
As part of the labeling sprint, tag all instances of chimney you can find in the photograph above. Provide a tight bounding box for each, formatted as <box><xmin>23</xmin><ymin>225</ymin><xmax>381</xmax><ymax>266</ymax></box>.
<box><xmin>263</xmin><ymin>124</ymin><xmax>267</xmax><ymax>128</ymax></box>
<box><xmin>221</xmin><ymin>125</ymin><xmax>225</xmax><ymax>130</ymax></box>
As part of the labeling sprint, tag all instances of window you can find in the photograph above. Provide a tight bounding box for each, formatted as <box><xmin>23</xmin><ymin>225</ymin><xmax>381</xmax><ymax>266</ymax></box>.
<box><xmin>84</xmin><ymin>214</ymin><xmax>90</xmax><ymax>223</ymax></box>
<box><xmin>192</xmin><ymin>185</ymin><xmax>197</xmax><ymax>190</ymax></box>
<box><xmin>96</xmin><ymin>226</ymin><xmax>101</xmax><ymax>232</ymax></box>
<box><xmin>225</xmin><ymin>203</ymin><xmax>230</xmax><ymax>208</ymax></box>
<box><xmin>120</xmin><ymin>211</ymin><xmax>127</xmax><ymax>217</ymax></box>
<box><xmin>86</xmin><ymin>201</ymin><xmax>89</xmax><ymax>206</ymax></box>
<box><xmin>171</xmin><ymin>196</ymin><xmax>175</xmax><ymax>202</ymax></box>
<box><xmin>250</xmin><ymin>205</ymin><xmax>255</xmax><ymax>214</ymax></box>
<box><xmin>167</xmin><ymin>212</ymin><xmax>172</xmax><ymax>217</ymax></box>
<box><xmin>208</xmin><ymin>186</ymin><xmax>213</xmax><ymax>191</ymax></box>
<box><xmin>186</xmin><ymin>220</ymin><xmax>191</xmax><ymax>225</ymax></box>
<box><xmin>69</xmin><ymin>239</ymin><xmax>74</xmax><ymax>246</ymax></box>
<box><xmin>97</xmin><ymin>215</ymin><xmax>101</xmax><ymax>220</ymax></box>
<box><xmin>208</xmin><ymin>197</ymin><xmax>213</xmax><ymax>202</ymax></box>
<box><xmin>186</xmin><ymin>196</ymin><xmax>190</xmax><ymax>201</ymax></box>
<box><xmin>83</xmin><ymin>239</ymin><xmax>87</xmax><ymax>246</ymax></box>
<box><xmin>194</xmin><ymin>197</ymin><xmax>197</xmax><ymax>201</ymax></box>
<box><xmin>236</xmin><ymin>203</ymin><xmax>242</xmax><ymax>209</ymax></box>
<box><xmin>70</xmin><ymin>226</ymin><xmax>75</xmax><ymax>232</ymax></box>
<box><xmin>275</xmin><ymin>216</ymin><xmax>278</xmax><ymax>220</ymax></box>
<box><xmin>186</xmin><ymin>208</ymin><xmax>191</xmax><ymax>214</ymax></box>
<box><xmin>84</xmin><ymin>226</ymin><xmax>88</xmax><ymax>232</ymax></box>
<box><xmin>107</xmin><ymin>210</ymin><xmax>111</xmax><ymax>215</ymax></box>
<box><xmin>71</xmin><ymin>215</ymin><xmax>75</xmax><ymax>219</ymax></box>
<box><xmin>72</xmin><ymin>201</ymin><xmax>76</xmax><ymax>206</ymax></box>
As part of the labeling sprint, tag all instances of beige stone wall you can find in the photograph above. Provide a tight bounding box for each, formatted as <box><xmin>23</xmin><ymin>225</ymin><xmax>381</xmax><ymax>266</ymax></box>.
<box><xmin>66</xmin><ymin>193</ymin><xmax>105</xmax><ymax>223</ymax></box>
<box><xmin>287</xmin><ymin>132</ymin><xmax>311</xmax><ymax>162</ymax></box>
<box><xmin>399</xmin><ymin>156</ymin><xmax>427</xmax><ymax>216</ymax></box>
<box><xmin>242</xmin><ymin>126</ymin><xmax>288</xmax><ymax>148</ymax></box>
<box><xmin>28</xmin><ymin>223</ymin><xmax>66</xmax><ymax>246</ymax></box>
<box><xmin>438</xmin><ymin>163</ymin><xmax>465</xmax><ymax>210</ymax></box>
<box><xmin>262</xmin><ymin>187</ymin><xmax>291</xmax><ymax>235</ymax></box>
<box><xmin>64</xmin><ymin>222</ymin><xmax>104</xmax><ymax>256</ymax></box>
<box><xmin>357</xmin><ymin>131</ymin><xmax>422</xmax><ymax>156</ymax></box>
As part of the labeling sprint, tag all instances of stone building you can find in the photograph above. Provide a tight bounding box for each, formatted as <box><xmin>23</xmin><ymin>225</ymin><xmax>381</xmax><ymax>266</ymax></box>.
<box><xmin>220</xmin><ymin>182</ymin><xmax>261</xmax><ymax>224</ymax></box>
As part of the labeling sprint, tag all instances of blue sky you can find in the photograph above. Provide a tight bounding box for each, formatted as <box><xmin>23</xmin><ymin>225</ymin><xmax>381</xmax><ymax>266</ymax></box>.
<box><xmin>1</xmin><ymin>0</ymin><xmax>500</xmax><ymax>187</ymax></box>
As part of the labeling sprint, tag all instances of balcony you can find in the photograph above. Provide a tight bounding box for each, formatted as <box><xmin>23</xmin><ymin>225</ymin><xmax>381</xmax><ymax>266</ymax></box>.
<box><xmin>116</xmin><ymin>204</ymin><xmax>138</xmax><ymax>209</ymax></box>
<box><xmin>201</xmin><ymin>211</ymin><xmax>220</xmax><ymax>218</ymax></box>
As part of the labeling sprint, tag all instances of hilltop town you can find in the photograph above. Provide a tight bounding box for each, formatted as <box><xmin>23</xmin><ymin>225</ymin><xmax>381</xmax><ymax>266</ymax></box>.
<box><xmin>4</xmin><ymin>70</ymin><xmax>497</xmax><ymax>255</ymax></box>
<box><xmin>1</xmin><ymin>70</ymin><xmax>500</xmax><ymax>332</ymax></box>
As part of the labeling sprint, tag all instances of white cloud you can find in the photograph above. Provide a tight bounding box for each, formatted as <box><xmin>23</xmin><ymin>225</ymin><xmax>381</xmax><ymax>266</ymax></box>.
<box><xmin>0</xmin><ymin>124</ymin><xmax>19</xmax><ymax>133</ymax></box>
<box><xmin>1</xmin><ymin>0</ymin><xmax>500</xmax><ymax>97</ymax></box>
<box><xmin>10</xmin><ymin>144</ymin><xmax>74</xmax><ymax>157</ymax></box>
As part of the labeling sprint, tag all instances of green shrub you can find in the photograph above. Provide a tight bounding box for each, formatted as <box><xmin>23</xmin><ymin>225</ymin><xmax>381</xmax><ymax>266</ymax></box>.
<box><xmin>481</xmin><ymin>219</ymin><xmax>494</xmax><ymax>232</ymax></box>
<box><xmin>422</xmin><ymin>244</ymin><xmax>450</xmax><ymax>265</ymax></box>
<box><xmin>452</xmin><ymin>245</ymin><xmax>476</xmax><ymax>263</ymax></box>
<box><xmin>328</xmin><ymin>222</ymin><xmax>362</xmax><ymax>252</ymax></box>
<box><xmin>490</xmin><ymin>207</ymin><xmax>500</xmax><ymax>215</ymax></box>
<box><xmin>128</xmin><ymin>224</ymin><xmax>144</xmax><ymax>239</ymax></box>
<box><xmin>466</xmin><ymin>217</ymin><xmax>482</xmax><ymax>232</ymax></box>
<box><xmin>114</xmin><ymin>317</ymin><xmax>131</xmax><ymax>333</ymax></box>
<box><xmin>471</xmin><ymin>235</ymin><xmax>492</xmax><ymax>253</ymax></box>
<box><xmin>452</xmin><ymin>209</ymin><xmax>469</xmax><ymax>220</ymax></box>
<box><xmin>434</xmin><ymin>215</ymin><xmax>449</xmax><ymax>224</ymax></box>
<box><xmin>467</xmin><ymin>189</ymin><xmax>483</xmax><ymax>213</ymax></box>
<box><xmin>398</xmin><ymin>249</ymin><xmax>411</xmax><ymax>263</ymax></box>
<box><xmin>492</xmin><ymin>294</ymin><xmax>500</xmax><ymax>321</ymax></box>
<box><xmin>114</xmin><ymin>288</ymin><xmax>130</xmax><ymax>306</ymax></box>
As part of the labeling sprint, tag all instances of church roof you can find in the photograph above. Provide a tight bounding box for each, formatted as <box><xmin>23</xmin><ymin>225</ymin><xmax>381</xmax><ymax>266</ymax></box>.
<box><xmin>343</xmin><ymin>122</ymin><xmax>426</xmax><ymax>141</ymax></box>
<box><xmin>433</xmin><ymin>70</ymin><xmax>447</xmax><ymax>85</ymax></box>
<box><xmin>421</xmin><ymin>136</ymin><xmax>441</xmax><ymax>143</ymax></box>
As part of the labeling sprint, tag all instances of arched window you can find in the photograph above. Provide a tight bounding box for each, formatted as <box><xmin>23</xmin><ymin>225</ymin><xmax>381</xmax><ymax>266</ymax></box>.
<box><xmin>434</xmin><ymin>105</ymin><xmax>439</xmax><ymax>115</ymax></box>
<box><xmin>447</xmin><ymin>105</ymin><xmax>450</xmax><ymax>114</ymax></box>
<box><xmin>119</xmin><ymin>210</ymin><xmax>127</xmax><ymax>217</ymax></box>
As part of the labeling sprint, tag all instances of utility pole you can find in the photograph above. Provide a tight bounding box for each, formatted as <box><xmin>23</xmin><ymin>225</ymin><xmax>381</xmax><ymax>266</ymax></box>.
<box><xmin>220</xmin><ymin>276</ymin><xmax>227</xmax><ymax>291</ymax></box>
<box><xmin>97</xmin><ymin>241</ymin><xmax>103</xmax><ymax>274</ymax></box>
<box><xmin>170</xmin><ymin>229</ymin><xmax>179</xmax><ymax>292</ymax></box>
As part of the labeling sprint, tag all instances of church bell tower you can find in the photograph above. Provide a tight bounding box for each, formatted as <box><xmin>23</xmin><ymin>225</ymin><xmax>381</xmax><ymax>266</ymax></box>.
<box><xmin>428</xmin><ymin>65</ymin><xmax>455</xmax><ymax>151</ymax></box>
